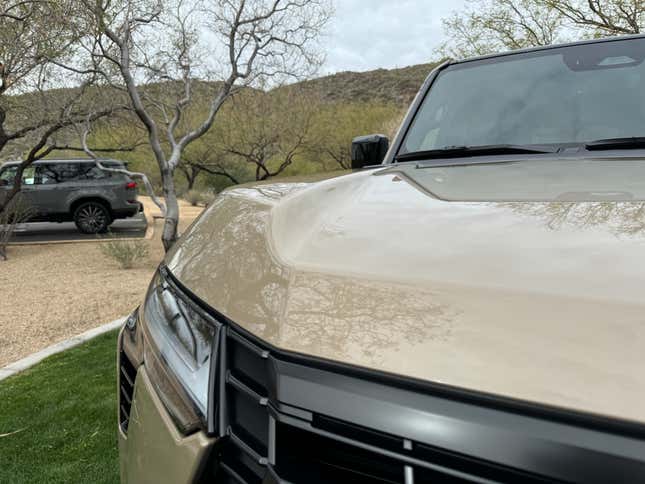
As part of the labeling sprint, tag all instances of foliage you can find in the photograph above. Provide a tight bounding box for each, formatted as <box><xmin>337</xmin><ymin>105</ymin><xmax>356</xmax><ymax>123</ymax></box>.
<box><xmin>202</xmin><ymin>190</ymin><xmax>218</xmax><ymax>207</ymax></box>
<box><xmin>440</xmin><ymin>0</ymin><xmax>645</xmax><ymax>58</ymax></box>
<box><xmin>216</xmin><ymin>88</ymin><xmax>319</xmax><ymax>180</ymax></box>
<box><xmin>0</xmin><ymin>330</ymin><xmax>119</xmax><ymax>483</ymax></box>
<box><xmin>547</xmin><ymin>0</ymin><xmax>645</xmax><ymax>35</ymax></box>
<box><xmin>307</xmin><ymin>101</ymin><xmax>404</xmax><ymax>170</ymax></box>
<box><xmin>184</xmin><ymin>189</ymin><xmax>205</xmax><ymax>206</ymax></box>
<box><xmin>100</xmin><ymin>237</ymin><xmax>149</xmax><ymax>269</ymax></box>
<box><xmin>72</xmin><ymin>0</ymin><xmax>333</xmax><ymax>250</ymax></box>
<box><xmin>0</xmin><ymin>1</ymin><xmax>124</xmax><ymax>220</ymax></box>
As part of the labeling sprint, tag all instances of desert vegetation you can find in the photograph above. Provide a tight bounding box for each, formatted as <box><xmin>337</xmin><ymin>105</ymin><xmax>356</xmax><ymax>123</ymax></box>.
<box><xmin>1</xmin><ymin>0</ymin><xmax>644</xmax><ymax>256</ymax></box>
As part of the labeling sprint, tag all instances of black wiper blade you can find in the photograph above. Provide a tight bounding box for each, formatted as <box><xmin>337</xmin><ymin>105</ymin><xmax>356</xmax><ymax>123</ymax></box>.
<box><xmin>585</xmin><ymin>137</ymin><xmax>645</xmax><ymax>151</ymax></box>
<box><xmin>395</xmin><ymin>144</ymin><xmax>557</xmax><ymax>163</ymax></box>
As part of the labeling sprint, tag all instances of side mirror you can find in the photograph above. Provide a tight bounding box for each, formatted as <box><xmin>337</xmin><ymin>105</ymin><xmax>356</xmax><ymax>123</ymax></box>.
<box><xmin>351</xmin><ymin>134</ymin><xmax>389</xmax><ymax>169</ymax></box>
<box><xmin>0</xmin><ymin>179</ymin><xmax>8</xmax><ymax>187</ymax></box>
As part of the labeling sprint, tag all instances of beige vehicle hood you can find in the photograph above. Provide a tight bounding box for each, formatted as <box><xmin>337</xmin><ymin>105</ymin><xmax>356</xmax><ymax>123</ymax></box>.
<box><xmin>166</xmin><ymin>159</ymin><xmax>645</xmax><ymax>423</ymax></box>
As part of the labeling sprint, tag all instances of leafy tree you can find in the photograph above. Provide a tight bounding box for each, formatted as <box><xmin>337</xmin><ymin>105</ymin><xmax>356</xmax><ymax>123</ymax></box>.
<box><xmin>548</xmin><ymin>0</ymin><xmax>644</xmax><ymax>35</ymax></box>
<box><xmin>308</xmin><ymin>102</ymin><xmax>403</xmax><ymax>170</ymax></box>
<box><xmin>440</xmin><ymin>0</ymin><xmax>645</xmax><ymax>58</ymax></box>
<box><xmin>216</xmin><ymin>88</ymin><xmax>319</xmax><ymax>181</ymax></box>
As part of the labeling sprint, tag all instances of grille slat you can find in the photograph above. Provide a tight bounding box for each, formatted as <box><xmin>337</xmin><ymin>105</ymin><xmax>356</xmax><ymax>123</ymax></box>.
<box><xmin>219</xmin><ymin>462</ymin><xmax>255</xmax><ymax>484</ymax></box>
<box><xmin>206</xmin><ymin>329</ymin><xmax>557</xmax><ymax>484</ymax></box>
<box><xmin>227</xmin><ymin>371</ymin><xmax>268</xmax><ymax>406</ymax></box>
<box><xmin>119</xmin><ymin>351</ymin><xmax>137</xmax><ymax>433</ymax></box>
<box><xmin>120</xmin><ymin>365</ymin><xmax>134</xmax><ymax>387</ymax></box>
<box><xmin>228</xmin><ymin>427</ymin><xmax>268</xmax><ymax>465</ymax></box>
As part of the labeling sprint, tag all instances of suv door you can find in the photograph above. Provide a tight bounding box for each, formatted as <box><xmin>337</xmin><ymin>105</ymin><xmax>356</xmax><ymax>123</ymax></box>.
<box><xmin>0</xmin><ymin>165</ymin><xmax>39</xmax><ymax>216</ymax></box>
<box><xmin>36</xmin><ymin>162</ymin><xmax>80</xmax><ymax>216</ymax></box>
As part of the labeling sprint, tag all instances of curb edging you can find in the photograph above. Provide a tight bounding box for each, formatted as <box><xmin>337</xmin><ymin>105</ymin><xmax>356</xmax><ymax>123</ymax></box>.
<box><xmin>0</xmin><ymin>317</ymin><xmax>125</xmax><ymax>382</ymax></box>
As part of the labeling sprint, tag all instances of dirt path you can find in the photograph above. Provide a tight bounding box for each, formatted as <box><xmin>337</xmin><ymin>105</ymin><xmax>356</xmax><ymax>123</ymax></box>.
<box><xmin>0</xmin><ymin>198</ymin><xmax>204</xmax><ymax>367</ymax></box>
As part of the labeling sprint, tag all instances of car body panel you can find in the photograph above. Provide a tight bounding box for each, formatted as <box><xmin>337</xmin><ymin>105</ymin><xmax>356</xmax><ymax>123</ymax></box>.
<box><xmin>118</xmin><ymin>366</ymin><xmax>215</xmax><ymax>484</ymax></box>
<box><xmin>166</xmin><ymin>159</ymin><xmax>645</xmax><ymax>424</ymax></box>
<box><xmin>0</xmin><ymin>159</ymin><xmax>139</xmax><ymax>221</ymax></box>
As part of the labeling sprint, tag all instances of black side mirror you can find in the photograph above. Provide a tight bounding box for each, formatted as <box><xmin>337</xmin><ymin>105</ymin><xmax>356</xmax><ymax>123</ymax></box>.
<box><xmin>0</xmin><ymin>179</ymin><xmax>8</xmax><ymax>187</ymax></box>
<box><xmin>351</xmin><ymin>134</ymin><xmax>389</xmax><ymax>169</ymax></box>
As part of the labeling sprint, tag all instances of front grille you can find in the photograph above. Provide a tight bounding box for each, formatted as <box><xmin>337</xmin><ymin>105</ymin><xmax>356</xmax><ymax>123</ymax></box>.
<box><xmin>216</xmin><ymin>330</ymin><xmax>271</xmax><ymax>483</ymax></box>
<box><xmin>119</xmin><ymin>350</ymin><xmax>137</xmax><ymax>433</ymax></box>
<box><xmin>202</xmin><ymin>328</ymin><xmax>552</xmax><ymax>484</ymax></box>
<box><xmin>161</xmin><ymin>266</ymin><xmax>645</xmax><ymax>484</ymax></box>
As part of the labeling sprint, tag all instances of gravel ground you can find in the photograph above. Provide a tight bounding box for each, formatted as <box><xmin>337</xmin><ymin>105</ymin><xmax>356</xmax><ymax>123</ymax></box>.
<box><xmin>0</xmin><ymin>198</ymin><xmax>204</xmax><ymax>367</ymax></box>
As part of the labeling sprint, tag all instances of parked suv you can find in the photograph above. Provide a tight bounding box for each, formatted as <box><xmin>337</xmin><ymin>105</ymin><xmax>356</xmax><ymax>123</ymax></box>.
<box><xmin>118</xmin><ymin>35</ymin><xmax>645</xmax><ymax>483</ymax></box>
<box><xmin>0</xmin><ymin>158</ymin><xmax>140</xmax><ymax>234</ymax></box>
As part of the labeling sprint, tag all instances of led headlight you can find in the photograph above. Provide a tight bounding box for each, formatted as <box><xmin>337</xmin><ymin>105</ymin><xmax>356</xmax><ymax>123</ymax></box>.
<box><xmin>141</xmin><ymin>270</ymin><xmax>220</xmax><ymax>416</ymax></box>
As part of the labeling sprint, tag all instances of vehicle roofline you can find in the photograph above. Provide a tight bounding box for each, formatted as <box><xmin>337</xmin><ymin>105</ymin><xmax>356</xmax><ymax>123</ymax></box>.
<box><xmin>449</xmin><ymin>33</ymin><xmax>645</xmax><ymax>66</ymax></box>
<box><xmin>0</xmin><ymin>157</ymin><xmax>126</xmax><ymax>166</ymax></box>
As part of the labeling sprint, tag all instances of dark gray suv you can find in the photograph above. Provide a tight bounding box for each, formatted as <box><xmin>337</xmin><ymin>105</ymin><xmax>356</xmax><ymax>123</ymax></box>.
<box><xmin>0</xmin><ymin>158</ymin><xmax>140</xmax><ymax>234</ymax></box>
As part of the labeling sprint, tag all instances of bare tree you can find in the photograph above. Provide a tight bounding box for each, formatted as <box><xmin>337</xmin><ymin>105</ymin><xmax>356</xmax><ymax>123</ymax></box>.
<box><xmin>179</xmin><ymin>140</ymin><xmax>240</xmax><ymax>189</ymax></box>
<box><xmin>74</xmin><ymin>0</ymin><xmax>331</xmax><ymax>250</ymax></box>
<box><xmin>547</xmin><ymin>0</ymin><xmax>644</xmax><ymax>34</ymax></box>
<box><xmin>0</xmin><ymin>1</ymin><xmax>121</xmax><ymax>220</ymax></box>
<box><xmin>440</xmin><ymin>0</ymin><xmax>645</xmax><ymax>59</ymax></box>
<box><xmin>78</xmin><ymin>118</ymin><xmax>167</xmax><ymax>215</ymax></box>
<box><xmin>439</xmin><ymin>0</ymin><xmax>566</xmax><ymax>58</ymax></box>
<box><xmin>0</xmin><ymin>194</ymin><xmax>33</xmax><ymax>261</ymax></box>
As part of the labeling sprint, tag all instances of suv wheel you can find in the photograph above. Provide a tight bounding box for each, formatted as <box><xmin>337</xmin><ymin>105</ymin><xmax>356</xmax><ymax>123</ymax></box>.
<box><xmin>73</xmin><ymin>202</ymin><xmax>111</xmax><ymax>234</ymax></box>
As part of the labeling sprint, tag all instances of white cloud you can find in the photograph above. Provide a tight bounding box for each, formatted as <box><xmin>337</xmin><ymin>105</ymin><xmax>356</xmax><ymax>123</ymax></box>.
<box><xmin>321</xmin><ymin>0</ymin><xmax>466</xmax><ymax>74</ymax></box>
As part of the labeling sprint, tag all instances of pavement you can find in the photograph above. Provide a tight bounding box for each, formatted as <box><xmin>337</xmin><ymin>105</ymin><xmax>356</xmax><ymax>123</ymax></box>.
<box><xmin>7</xmin><ymin>213</ymin><xmax>148</xmax><ymax>244</ymax></box>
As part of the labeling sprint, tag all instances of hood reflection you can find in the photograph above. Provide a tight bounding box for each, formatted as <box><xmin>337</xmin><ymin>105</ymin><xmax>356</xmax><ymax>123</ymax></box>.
<box><xmin>166</xmin><ymin>167</ymin><xmax>645</xmax><ymax>424</ymax></box>
<box><xmin>282</xmin><ymin>272</ymin><xmax>454</xmax><ymax>365</ymax></box>
<box><xmin>501</xmin><ymin>201</ymin><xmax>645</xmax><ymax>236</ymax></box>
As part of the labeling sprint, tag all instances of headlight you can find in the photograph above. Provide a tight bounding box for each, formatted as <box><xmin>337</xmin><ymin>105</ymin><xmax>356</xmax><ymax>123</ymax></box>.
<box><xmin>141</xmin><ymin>269</ymin><xmax>220</xmax><ymax>417</ymax></box>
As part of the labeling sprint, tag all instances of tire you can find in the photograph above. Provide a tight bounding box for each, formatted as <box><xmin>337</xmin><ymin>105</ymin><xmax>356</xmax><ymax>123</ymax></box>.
<box><xmin>73</xmin><ymin>201</ymin><xmax>111</xmax><ymax>234</ymax></box>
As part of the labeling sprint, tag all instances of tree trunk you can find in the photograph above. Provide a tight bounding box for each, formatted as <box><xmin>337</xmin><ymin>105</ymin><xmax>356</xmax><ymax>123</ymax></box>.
<box><xmin>161</xmin><ymin>170</ymin><xmax>180</xmax><ymax>251</ymax></box>
<box><xmin>186</xmin><ymin>166</ymin><xmax>200</xmax><ymax>190</ymax></box>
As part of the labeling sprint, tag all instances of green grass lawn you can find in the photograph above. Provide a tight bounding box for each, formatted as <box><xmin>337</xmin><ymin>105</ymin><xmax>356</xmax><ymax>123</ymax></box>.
<box><xmin>0</xmin><ymin>331</ymin><xmax>120</xmax><ymax>484</ymax></box>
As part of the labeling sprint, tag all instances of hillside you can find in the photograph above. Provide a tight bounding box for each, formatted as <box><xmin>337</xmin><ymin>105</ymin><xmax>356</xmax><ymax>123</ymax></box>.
<box><xmin>289</xmin><ymin>62</ymin><xmax>439</xmax><ymax>106</ymax></box>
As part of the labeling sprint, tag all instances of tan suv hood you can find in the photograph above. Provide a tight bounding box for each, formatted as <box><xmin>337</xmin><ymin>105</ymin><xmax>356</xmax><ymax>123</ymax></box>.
<box><xmin>166</xmin><ymin>161</ymin><xmax>645</xmax><ymax>423</ymax></box>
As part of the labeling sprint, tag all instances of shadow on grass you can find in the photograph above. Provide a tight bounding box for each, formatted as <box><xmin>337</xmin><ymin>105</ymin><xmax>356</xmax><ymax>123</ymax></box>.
<box><xmin>0</xmin><ymin>330</ymin><xmax>119</xmax><ymax>484</ymax></box>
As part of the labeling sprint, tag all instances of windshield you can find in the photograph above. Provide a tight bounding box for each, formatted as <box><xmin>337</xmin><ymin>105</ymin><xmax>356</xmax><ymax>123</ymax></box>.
<box><xmin>401</xmin><ymin>37</ymin><xmax>645</xmax><ymax>154</ymax></box>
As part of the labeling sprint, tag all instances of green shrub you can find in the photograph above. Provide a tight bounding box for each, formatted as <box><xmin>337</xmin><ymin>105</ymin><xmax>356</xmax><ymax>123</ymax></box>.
<box><xmin>184</xmin><ymin>189</ymin><xmax>204</xmax><ymax>206</ymax></box>
<box><xmin>202</xmin><ymin>190</ymin><xmax>217</xmax><ymax>207</ymax></box>
<box><xmin>100</xmin><ymin>237</ymin><xmax>149</xmax><ymax>269</ymax></box>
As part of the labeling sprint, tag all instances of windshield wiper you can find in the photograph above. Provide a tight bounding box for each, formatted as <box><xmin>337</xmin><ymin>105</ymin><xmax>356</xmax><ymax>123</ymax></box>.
<box><xmin>395</xmin><ymin>144</ymin><xmax>558</xmax><ymax>163</ymax></box>
<box><xmin>585</xmin><ymin>137</ymin><xmax>645</xmax><ymax>151</ymax></box>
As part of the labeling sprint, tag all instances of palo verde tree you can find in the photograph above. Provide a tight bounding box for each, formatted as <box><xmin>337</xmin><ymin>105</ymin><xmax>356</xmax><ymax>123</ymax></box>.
<box><xmin>74</xmin><ymin>0</ymin><xmax>332</xmax><ymax>250</ymax></box>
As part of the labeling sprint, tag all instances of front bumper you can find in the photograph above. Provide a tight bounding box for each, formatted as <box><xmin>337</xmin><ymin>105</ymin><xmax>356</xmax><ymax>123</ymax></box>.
<box><xmin>117</xmin><ymin>349</ymin><xmax>214</xmax><ymax>484</ymax></box>
<box><xmin>118</xmin><ymin>319</ymin><xmax>645</xmax><ymax>484</ymax></box>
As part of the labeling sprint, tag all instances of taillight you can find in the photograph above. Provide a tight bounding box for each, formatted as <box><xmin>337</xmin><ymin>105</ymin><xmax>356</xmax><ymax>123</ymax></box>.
<box><xmin>125</xmin><ymin>181</ymin><xmax>137</xmax><ymax>189</ymax></box>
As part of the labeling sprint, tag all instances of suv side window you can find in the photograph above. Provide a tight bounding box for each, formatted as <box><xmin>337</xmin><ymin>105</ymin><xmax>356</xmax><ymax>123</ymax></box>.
<box><xmin>38</xmin><ymin>163</ymin><xmax>80</xmax><ymax>184</ymax></box>
<box><xmin>77</xmin><ymin>164</ymin><xmax>112</xmax><ymax>180</ymax></box>
<box><xmin>0</xmin><ymin>166</ymin><xmax>36</xmax><ymax>186</ymax></box>
<box><xmin>0</xmin><ymin>167</ymin><xmax>16</xmax><ymax>185</ymax></box>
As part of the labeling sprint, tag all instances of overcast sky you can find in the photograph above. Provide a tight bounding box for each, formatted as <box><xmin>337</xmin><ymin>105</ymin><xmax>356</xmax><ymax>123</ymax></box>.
<box><xmin>321</xmin><ymin>0</ymin><xmax>467</xmax><ymax>74</ymax></box>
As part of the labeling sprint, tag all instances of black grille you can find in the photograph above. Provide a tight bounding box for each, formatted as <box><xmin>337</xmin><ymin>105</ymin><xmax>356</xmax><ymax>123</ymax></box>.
<box><xmin>119</xmin><ymin>350</ymin><xmax>137</xmax><ymax>433</ymax></box>
<box><xmin>202</xmin><ymin>328</ymin><xmax>553</xmax><ymax>484</ymax></box>
<box><xmin>162</xmin><ymin>266</ymin><xmax>645</xmax><ymax>484</ymax></box>
<box><xmin>217</xmin><ymin>330</ymin><xmax>271</xmax><ymax>483</ymax></box>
